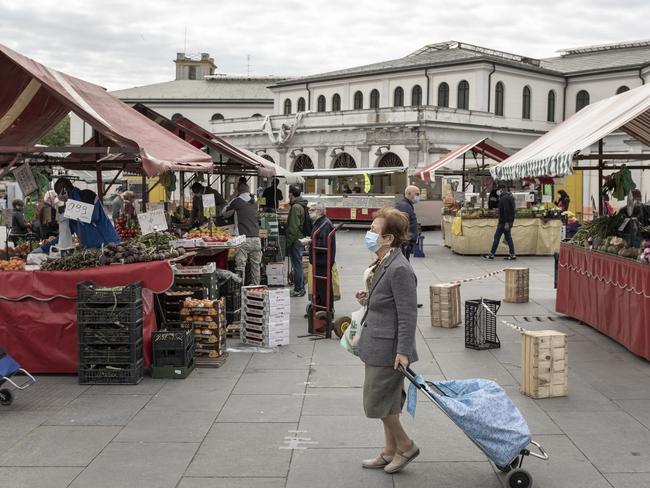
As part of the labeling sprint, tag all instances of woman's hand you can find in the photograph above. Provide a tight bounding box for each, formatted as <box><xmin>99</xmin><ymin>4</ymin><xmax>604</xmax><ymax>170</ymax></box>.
<box><xmin>394</xmin><ymin>353</ymin><xmax>409</xmax><ymax>370</ymax></box>
<box><xmin>355</xmin><ymin>290</ymin><xmax>367</xmax><ymax>304</ymax></box>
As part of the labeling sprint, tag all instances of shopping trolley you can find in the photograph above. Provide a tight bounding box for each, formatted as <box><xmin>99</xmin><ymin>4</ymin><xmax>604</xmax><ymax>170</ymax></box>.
<box><xmin>0</xmin><ymin>347</ymin><xmax>36</xmax><ymax>406</ymax></box>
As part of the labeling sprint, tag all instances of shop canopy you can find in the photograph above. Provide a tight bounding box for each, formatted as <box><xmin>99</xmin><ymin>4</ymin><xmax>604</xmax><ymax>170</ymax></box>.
<box><xmin>298</xmin><ymin>167</ymin><xmax>407</xmax><ymax>178</ymax></box>
<box><xmin>132</xmin><ymin>104</ymin><xmax>303</xmax><ymax>184</ymax></box>
<box><xmin>492</xmin><ymin>83</ymin><xmax>650</xmax><ymax>181</ymax></box>
<box><xmin>0</xmin><ymin>44</ymin><xmax>213</xmax><ymax>176</ymax></box>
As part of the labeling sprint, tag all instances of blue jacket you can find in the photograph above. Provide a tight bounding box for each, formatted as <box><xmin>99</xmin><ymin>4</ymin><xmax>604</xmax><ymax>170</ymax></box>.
<box><xmin>395</xmin><ymin>197</ymin><xmax>418</xmax><ymax>244</ymax></box>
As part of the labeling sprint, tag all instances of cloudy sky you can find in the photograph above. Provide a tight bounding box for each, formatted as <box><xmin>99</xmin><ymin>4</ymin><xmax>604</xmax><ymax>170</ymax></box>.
<box><xmin>2</xmin><ymin>0</ymin><xmax>649</xmax><ymax>90</ymax></box>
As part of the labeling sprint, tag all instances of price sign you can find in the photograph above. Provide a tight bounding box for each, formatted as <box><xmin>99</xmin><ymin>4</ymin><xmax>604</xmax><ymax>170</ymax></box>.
<box><xmin>350</xmin><ymin>208</ymin><xmax>357</xmax><ymax>219</ymax></box>
<box><xmin>64</xmin><ymin>200</ymin><xmax>94</xmax><ymax>223</ymax></box>
<box><xmin>137</xmin><ymin>209</ymin><xmax>168</xmax><ymax>235</ymax></box>
<box><xmin>542</xmin><ymin>194</ymin><xmax>552</xmax><ymax>203</ymax></box>
<box><xmin>13</xmin><ymin>164</ymin><xmax>38</xmax><ymax>196</ymax></box>
<box><xmin>202</xmin><ymin>193</ymin><xmax>216</xmax><ymax>208</ymax></box>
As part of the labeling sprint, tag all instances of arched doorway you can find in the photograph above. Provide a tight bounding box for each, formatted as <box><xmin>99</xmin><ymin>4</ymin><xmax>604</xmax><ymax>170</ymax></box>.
<box><xmin>292</xmin><ymin>154</ymin><xmax>314</xmax><ymax>172</ymax></box>
<box><xmin>377</xmin><ymin>152</ymin><xmax>403</xmax><ymax>167</ymax></box>
<box><xmin>261</xmin><ymin>154</ymin><xmax>275</xmax><ymax>163</ymax></box>
<box><xmin>333</xmin><ymin>152</ymin><xmax>356</xmax><ymax>168</ymax></box>
<box><xmin>376</xmin><ymin>152</ymin><xmax>405</xmax><ymax>194</ymax></box>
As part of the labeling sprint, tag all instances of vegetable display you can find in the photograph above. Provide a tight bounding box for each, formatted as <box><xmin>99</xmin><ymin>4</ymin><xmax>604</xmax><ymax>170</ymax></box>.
<box><xmin>114</xmin><ymin>215</ymin><xmax>141</xmax><ymax>240</ymax></box>
<box><xmin>0</xmin><ymin>258</ymin><xmax>26</xmax><ymax>271</ymax></box>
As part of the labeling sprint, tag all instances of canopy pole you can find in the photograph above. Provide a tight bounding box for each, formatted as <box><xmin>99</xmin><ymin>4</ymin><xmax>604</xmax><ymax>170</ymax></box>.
<box><xmin>481</xmin><ymin>152</ymin><xmax>485</xmax><ymax>208</ymax></box>
<box><xmin>141</xmin><ymin>174</ymin><xmax>148</xmax><ymax>213</ymax></box>
<box><xmin>95</xmin><ymin>163</ymin><xmax>103</xmax><ymax>201</ymax></box>
<box><xmin>462</xmin><ymin>153</ymin><xmax>466</xmax><ymax>190</ymax></box>
<box><xmin>180</xmin><ymin>171</ymin><xmax>185</xmax><ymax>210</ymax></box>
<box><xmin>598</xmin><ymin>139</ymin><xmax>604</xmax><ymax>216</ymax></box>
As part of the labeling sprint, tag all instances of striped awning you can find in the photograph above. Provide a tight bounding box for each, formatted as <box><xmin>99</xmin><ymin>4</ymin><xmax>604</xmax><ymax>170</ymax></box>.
<box><xmin>415</xmin><ymin>138</ymin><xmax>511</xmax><ymax>182</ymax></box>
<box><xmin>492</xmin><ymin>83</ymin><xmax>650</xmax><ymax>181</ymax></box>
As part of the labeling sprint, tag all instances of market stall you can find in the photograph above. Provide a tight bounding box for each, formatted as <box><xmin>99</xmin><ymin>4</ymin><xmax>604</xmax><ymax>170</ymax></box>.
<box><xmin>492</xmin><ymin>82</ymin><xmax>650</xmax><ymax>359</ymax></box>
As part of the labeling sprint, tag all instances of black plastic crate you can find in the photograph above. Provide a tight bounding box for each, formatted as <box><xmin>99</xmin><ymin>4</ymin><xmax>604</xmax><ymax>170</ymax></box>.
<box><xmin>78</xmin><ymin>303</ymin><xmax>143</xmax><ymax>324</ymax></box>
<box><xmin>226</xmin><ymin>309</ymin><xmax>241</xmax><ymax>325</ymax></box>
<box><xmin>79</xmin><ymin>339</ymin><xmax>143</xmax><ymax>365</ymax></box>
<box><xmin>465</xmin><ymin>299</ymin><xmax>501</xmax><ymax>350</ymax></box>
<box><xmin>77</xmin><ymin>281</ymin><xmax>142</xmax><ymax>305</ymax></box>
<box><xmin>79</xmin><ymin>360</ymin><xmax>144</xmax><ymax>385</ymax></box>
<box><xmin>225</xmin><ymin>292</ymin><xmax>242</xmax><ymax>313</ymax></box>
<box><xmin>218</xmin><ymin>275</ymin><xmax>241</xmax><ymax>296</ymax></box>
<box><xmin>153</xmin><ymin>329</ymin><xmax>193</xmax><ymax>350</ymax></box>
<box><xmin>78</xmin><ymin>321</ymin><xmax>143</xmax><ymax>345</ymax></box>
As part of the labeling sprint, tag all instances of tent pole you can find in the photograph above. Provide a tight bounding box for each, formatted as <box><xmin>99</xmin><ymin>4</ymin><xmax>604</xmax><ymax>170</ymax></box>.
<box><xmin>597</xmin><ymin>139</ymin><xmax>604</xmax><ymax>216</ymax></box>
<box><xmin>462</xmin><ymin>153</ymin><xmax>466</xmax><ymax>190</ymax></box>
<box><xmin>141</xmin><ymin>174</ymin><xmax>148</xmax><ymax>213</ymax></box>
<box><xmin>96</xmin><ymin>163</ymin><xmax>103</xmax><ymax>201</ymax></box>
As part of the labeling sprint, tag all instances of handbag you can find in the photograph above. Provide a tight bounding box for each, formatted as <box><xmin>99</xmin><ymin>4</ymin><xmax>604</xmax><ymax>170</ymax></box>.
<box><xmin>340</xmin><ymin>307</ymin><xmax>365</xmax><ymax>356</ymax></box>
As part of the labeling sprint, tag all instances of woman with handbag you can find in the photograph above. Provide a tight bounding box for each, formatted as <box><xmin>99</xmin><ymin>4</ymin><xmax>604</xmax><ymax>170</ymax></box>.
<box><xmin>356</xmin><ymin>206</ymin><xmax>419</xmax><ymax>474</ymax></box>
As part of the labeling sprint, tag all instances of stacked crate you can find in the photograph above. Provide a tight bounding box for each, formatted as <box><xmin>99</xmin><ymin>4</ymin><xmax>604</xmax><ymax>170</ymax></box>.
<box><xmin>151</xmin><ymin>329</ymin><xmax>195</xmax><ymax>379</ymax></box>
<box><xmin>521</xmin><ymin>330</ymin><xmax>568</xmax><ymax>399</ymax></box>
<box><xmin>218</xmin><ymin>274</ymin><xmax>242</xmax><ymax>325</ymax></box>
<box><xmin>181</xmin><ymin>297</ymin><xmax>227</xmax><ymax>366</ymax></box>
<box><xmin>77</xmin><ymin>281</ymin><xmax>144</xmax><ymax>385</ymax></box>
<box><xmin>240</xmin><ymin>286</ymin><xmax>290</xmax><ymax>347</ymax></box>
<box><xmin>172</xmin><ymin>263</ymin><xmax>219</xmax><ymax>300</ymax></box>
<box><xmin>161</xmin><ymin>290</ymin><xmax>194</xmax><ymax>329</ymax></box>
<box><xmin>430</xmin><ymin>283</ymin><xmax>461</xmax><ymax>328</ymax></box>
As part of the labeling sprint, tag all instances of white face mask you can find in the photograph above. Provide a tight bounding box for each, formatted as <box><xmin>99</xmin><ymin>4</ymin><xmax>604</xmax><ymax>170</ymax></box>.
<box><xmin>412</xmin><ymin>195</ymin><xmax>420</xmax><ymax>204</ymax></box>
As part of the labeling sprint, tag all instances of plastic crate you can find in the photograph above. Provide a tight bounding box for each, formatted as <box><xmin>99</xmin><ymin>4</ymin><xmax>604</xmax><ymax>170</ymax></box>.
<box><xmin>464</xmin><ymin>299</ymin><xmax>501</xmax><ymax>350</ymax></box>
<box><xmin>78</xmin><ymin>360</ymin><xmax>144</xmax><ymax>385</ymax></box>
<box><xmin>219</xmin><ymin>276</ymin><xmax>241</xmax><ymax>296</ymax></box>
<box><xmin>77</xmin><ymin>281</ymin><xmax>142</xmax><ymax>305</ymax></box>
<box><xmin>78</xmin><ymin>321</ymin><xmax>143</xmax><ymax>345</ymax></box>
<box><xmin>79</xmin><ymin>340</ymin><xmax>143</xmax><ymax>365</ymax></box>
<box><xmin>77</xmin><ymin>303</ymin><xmax>143</xmax><ymax>324</ymax></box>
<box><xmin>225</xmin><ymin>292</ymin><xmax>241</xmax><ymax>313</ymax></box>
<box><xmin>152</xmin><ymin>329</ymin><xmax>194</xmax><ymax>367</ymax></box>
<box><xmin>226</xmin><ymin>309</ymin><xmax>241</xmax><ymax>325</ymax></box>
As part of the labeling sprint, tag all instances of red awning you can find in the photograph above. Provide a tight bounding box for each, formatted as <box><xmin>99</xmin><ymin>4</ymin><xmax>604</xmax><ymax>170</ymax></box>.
<box><xmin>415</xmin><ymin>138</ymin><xmax>511</xmax><ymax>182</ymax></box>
<box><xmin>0</xmin><ymin>44</ymin><xmax>212</xmax><ymax>176</ymax></box>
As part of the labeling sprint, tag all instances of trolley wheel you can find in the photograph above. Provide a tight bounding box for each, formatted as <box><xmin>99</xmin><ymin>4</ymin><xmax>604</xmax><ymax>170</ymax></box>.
<box><xmin>0</xmin><ymin>389</ymin><xmax>13</xmax><ymax>406</ymax></box>
<box><xmin>496</xmin><ymin>458</ymin><xmax>520</xmax><ymax>473</ymax></box>
<box><xmin>333</xmin><ymin>316</ymin><xmax>351</xmax><ymax>339</ymax></box>
<box><xmin>506</xmin><ymin>468</ymin><xmax>533</xmax><ymax>488</ymax></box>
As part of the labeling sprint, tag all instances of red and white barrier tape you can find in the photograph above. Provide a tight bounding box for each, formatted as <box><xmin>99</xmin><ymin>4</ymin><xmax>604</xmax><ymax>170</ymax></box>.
<box><xmin>447</xmin><ymin>269</ymin><xmax>504</xmax><ymax>285</ymax></box>
<box><xmin>480</xmin><ymin>300</ymin><xmax>528</xmax><ymax>333</ymax></box>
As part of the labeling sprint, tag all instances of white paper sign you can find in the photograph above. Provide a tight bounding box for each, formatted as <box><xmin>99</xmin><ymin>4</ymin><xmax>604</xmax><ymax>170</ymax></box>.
<box><xmin>13</xmin><ymin>164</ymin><xmax>38</xmax><ymax>196</ymax></box>
<box><xmin>202</xmin><ymin>193</ymin><xmax>216</xmax><ymax>208</ymax></box>
<box><xmin>525</xmin><ymin>193</ymin><xmax>535</xmax><ymax>203</ymax></box>
<box><xmin>64</xmin><ymin>200</ymin><xmax>94</xmax><ymax>223</ymax></box>
<box><xmin>0</xmin><ymin>226</ymin><xmax>7</xmax><ymax>248</ymax></box>
<box><xmin>137</xmin><ymin>209</ymin><xmax>168</xmax><ymax>235</ymax></box>
<box><xmin>542</xmin><ymin>195</ymin><xmax>552</xmax><ymax>203</ymax></box>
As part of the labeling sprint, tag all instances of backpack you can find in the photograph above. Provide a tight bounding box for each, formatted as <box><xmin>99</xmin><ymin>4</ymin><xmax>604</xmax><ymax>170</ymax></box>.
<box><xmin>299</xmin><ymin>202</ymin><xmax>312</xmax><ymax>237</ymax></box>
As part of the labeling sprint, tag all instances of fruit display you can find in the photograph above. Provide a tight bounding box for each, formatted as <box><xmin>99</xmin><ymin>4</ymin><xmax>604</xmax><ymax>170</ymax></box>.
<box><xmin>114</xmin><ymin>215</ymin><xmax>141</xmax><ymax>241</ymax></box>
<box><xmin>187</xmin><ymin>226</ymin><xmax>232</xmax><ymax>241</ymax></box>
<box><xmin>180</xmin><ymin>298</ymin><xmax>227</xmax><ymax>360</ymax></box>
<box><xmin>0</xmin><ymin>242</ymin><xmax>30</xmax><ymax>260</ymax></box>
<box><xmin>0</xmin><ymin>258</ymin><xmax>26</xmax><ymax>271</ymax></box>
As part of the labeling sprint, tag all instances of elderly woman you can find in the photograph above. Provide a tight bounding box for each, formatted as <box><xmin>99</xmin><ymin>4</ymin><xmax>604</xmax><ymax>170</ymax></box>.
<box><xmin>357</xmin><ymin>206</ymin><xmax>419</xmax><ymax>474</ymax></box>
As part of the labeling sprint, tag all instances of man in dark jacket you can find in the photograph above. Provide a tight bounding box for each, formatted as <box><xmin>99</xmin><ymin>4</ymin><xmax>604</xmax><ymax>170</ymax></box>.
<box><xmin>394</xmin><ymin>185</ymin><xmax>420</xmax><ymax>260</ymax></box>
<box><xmin>484</xmin><ymin>184</ymin><xmax>516</xmax><ymax>260</ymax></box>
<box><xmin>262</xmin><ymin>177</ymin><xmax>283</xmax><ymax>211</ymax></box>
<box><xmin>286</xmin><ymin>185</ymin><xmax>308</xmax><ymax>297</ymax></box>
<box><xmin>305</xmin><ymin>202</ymin><xmax>335</xmax><ymax>310</ymax></box>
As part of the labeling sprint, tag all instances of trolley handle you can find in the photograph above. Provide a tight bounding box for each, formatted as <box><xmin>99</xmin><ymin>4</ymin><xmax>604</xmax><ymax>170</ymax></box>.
<box><xmin>398</xmin><ymin>365</ymin><xmax>448</xmax><ymax>397</ymax></box>
<box><xmin>2</xmin><ymin>369</ymin><xmax>36</xmax><ymax>390</ymax></box>
<box><xmin>527</xmin><ymin>440</ymin><xmax>549</xmax><ymax>461</ymax></box>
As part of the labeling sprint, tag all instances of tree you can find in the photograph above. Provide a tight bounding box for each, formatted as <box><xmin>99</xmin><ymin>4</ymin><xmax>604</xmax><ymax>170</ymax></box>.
<box><xmin>40</xmin><ymin>116</ymin><xmax>70</xmax><ymax>147</ymax></box>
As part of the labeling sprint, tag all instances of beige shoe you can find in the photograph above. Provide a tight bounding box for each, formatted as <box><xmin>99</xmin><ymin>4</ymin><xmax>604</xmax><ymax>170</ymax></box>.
<box><xmin>361</xmin><ymin>452</ymin><xmax>394</xmax><ymax>469</ymax></box>
<box><xmin>384</xmin><ymin>441</ymin><xmax>420</xmax><ymax>474</ymax></box>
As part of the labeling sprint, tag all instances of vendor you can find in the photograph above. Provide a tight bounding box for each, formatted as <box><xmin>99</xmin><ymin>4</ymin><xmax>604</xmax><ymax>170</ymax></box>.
<box><xmin>191</xmin><ymin>182</ymin><xmax>226</xmax><ymax>226</ymax></box>
<box><xmin>556</xmin><ymin>190</ymin><xmax>571</xmax><ymax>212</ymax></box>
<box><xmin>42</xmin><ymin>178</ymin><xmax>120</xmax><ymax>251</ymax></box>
<box><xmin>10</xmin><ymin>199</ymin><xmax>30</xmax><ymax>238</ymax></box>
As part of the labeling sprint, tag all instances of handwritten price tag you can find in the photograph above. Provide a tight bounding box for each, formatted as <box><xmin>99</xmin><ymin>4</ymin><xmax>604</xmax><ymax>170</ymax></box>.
<box><xmin>13</xmin><ymin>164</ymin><xmax>38</xmax><ymax>196</ymax></box>
<box><xmin>137</xmin><ymin>209</ymin><xmax>168</xmax><ymax>235</ymax></box>
<box><xmin>64</xmin><ymin>200</ymin><xmax>94</xmax><ymax>223</ymax></box>
<box><xmin>202</xmin><ymin>193</ymin><xmax>216</xmax><ymax>208</ymax></box>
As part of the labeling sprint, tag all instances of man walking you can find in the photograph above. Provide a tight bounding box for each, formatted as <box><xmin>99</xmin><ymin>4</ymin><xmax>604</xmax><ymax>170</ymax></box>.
<box><xmin>394</xmin><ymin>185</ymin><xmax>420</xmax><ymax>260</ymax></box>
<box><xmin>222</xmin><ymin>183</ymin><xmax>262</xmax><ymax>285</ymax></box>
<box><xmin>286</xmin><ymin>185</ymin><xmax>310</xmax><ymax>297</ymax></box>
<box><xmin>484</xmin><ymin>184</ymin><xmax>517</xmax><ymax>260</ymax></box>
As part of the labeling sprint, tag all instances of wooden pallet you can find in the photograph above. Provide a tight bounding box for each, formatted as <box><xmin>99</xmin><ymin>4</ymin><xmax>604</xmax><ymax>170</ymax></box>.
<box><xmin>194</xmin><ymin>352</ymin><xmax>228</xmax><ymax>368</ymax></box>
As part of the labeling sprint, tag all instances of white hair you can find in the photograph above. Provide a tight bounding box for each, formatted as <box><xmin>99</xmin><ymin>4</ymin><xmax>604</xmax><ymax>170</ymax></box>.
<box><xmin>309</xmin><ymin>201</ymin><xmax>326</xmax><ymax>213</ymax></box>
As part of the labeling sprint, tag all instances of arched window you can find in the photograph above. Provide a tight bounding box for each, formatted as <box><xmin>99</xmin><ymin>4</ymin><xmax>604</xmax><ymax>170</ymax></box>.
<box><xmin>252</xmin><ymin>113</ymin><xmax>263</xmax><ymax>118</ymax></box>
<box><xmin>457</xmin><ymin>80</ymin><xmax>469</xmax><ymax>110</ymax></box>
<box><xmin>438</xmin><ymin>82</ymin><xmax>449</xmax><ymax>107</ymax></box>
<box><xmin>353</xmin><ymin>91</ymin><xmax>363</xmax><ymax>109</ymax></box>
<box><xmin>283</xmin><ymin>99</ymin><xmax>292</xmax><ymax>115</ymax></box>
<box><xmin>171</xmin><ymin>113</ymin><xmax>183</xmax><ymax>121</ymax></box>
<box><xmin>333</xmin><ymin>152</ymin><xmax>357</xmax><ymax>168</ymax></box>
<box><xmin>261</xmin><ymin>154</ymin><xmax>275</xmax><ymax>163</ymax></box>
<box><xmin>522</xmin><ymin>86</ymin><xmax>531</xmax><ymax>120</ymax></box>
<box><xmin>211</xmin><ymin>113</ymin><xmax>224</xmax><ymax>121</ymax></box>
<box><xmin>495</xmin><ymin>82</ymin><xmax>505</xmax><ymax>116</ymax></box>
<box><xmin>576</xmin><ymin>90</ymin><xmax>590</xmax><ymax>112</ymax></box>
<box><xmin>547</xmin><ymin>90</ymin><xmax>556</xmax><ymax>122</ymax></box>
<box><xmin>393</xmin><ymin>87</ymin><xmax>404</xmax><ymax>107</ymax></box>
<box><xmin>370</xmin><ymin>89</ymin><xmax>380</xmax><ymax>109</ymax></box>
<box><xmin>332</xmin><ymin>93</ymin><xmax>341</xmax><ymax>111</ymax></box>
<box><xmin>293</xmin><ymin>154</ymin><xmax>314</xmax><ymax>172</ymax></box>
<box><xmin>411</xmin><ymin>85</ymin><xmax>422</xmax><ymax>106</ymax></box>
<box><xmin>377</xmin><ymin>152</ymin><xmax>403</xmax><ymax>167</ymax></box>
<box><xmin>297</xmin><ymin>97</ymin><xmax>306</xmax><ymax>112</ymax></box>
<box><xmin>616</xmin><ymin>86</ymin><xmax>630</xmax><ymax>94</ymax></box>
<box><xmin>317</xmin><ymin>95</ymin><xmax>326</xmax><ymax>112</ymax></box>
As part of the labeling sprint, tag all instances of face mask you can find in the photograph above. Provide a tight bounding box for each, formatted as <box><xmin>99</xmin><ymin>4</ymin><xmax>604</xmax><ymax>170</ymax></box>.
<box><xmin>412</xmin><ymin>195</ymin><xmax>420</xmax><ymax>204</ymax></box>
<box><xmin>309</xmin><ymin>212</ymin><xmax>319</xmax><ymax>221</ymax></box>
<box><xmin>497</xmin><ymin>190</ymin><xmax>502</xmax><ymax>196</ymax></box>
<box><xmin>365</xmin><ymin>231</ymin><xmax>381</xmax><ymax>252</ymax></box>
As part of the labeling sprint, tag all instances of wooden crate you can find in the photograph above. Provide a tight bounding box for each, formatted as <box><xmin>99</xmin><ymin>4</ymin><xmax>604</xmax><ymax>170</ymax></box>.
<box><xmin>430</xmin><ymin>283</ymin><xmax>461</xmax><ymax>328</ymax></box>
<box><xmin>504</xmin><ymin>267</ymin><xmax>529</xmax><ymax>303</ymax></box>
<box><xmin>521</xmin><ymin>330</ymin><xmax>568</xmax><ymax>399</ymax></box>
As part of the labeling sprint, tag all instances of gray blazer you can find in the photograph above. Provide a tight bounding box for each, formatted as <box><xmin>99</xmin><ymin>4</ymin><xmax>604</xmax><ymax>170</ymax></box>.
<box><xmin>358</xmin><ymin>249</ymin><xmax>418</xmax><ymax>367</ymax></box>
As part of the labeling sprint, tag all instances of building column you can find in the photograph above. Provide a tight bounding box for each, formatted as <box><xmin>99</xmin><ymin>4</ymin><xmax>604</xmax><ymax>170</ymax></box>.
<box><xmin>405</xmin><ymin>144</ymin><xmax>421</xmax><ymax>169</ymax></box>
<box><xmin>314</xmin><ymin>146</ymin><xmax>328</xmax><ymax>193</ymax></box>
<box><xmin>358</xmin><ymin>145</ymin><xmax>371</xmax><ymax>168</ymax></box>
<box><xmin>276</xmin><ymin>147</ymin><xmax>289</xmax><ymax>170</ymax></box>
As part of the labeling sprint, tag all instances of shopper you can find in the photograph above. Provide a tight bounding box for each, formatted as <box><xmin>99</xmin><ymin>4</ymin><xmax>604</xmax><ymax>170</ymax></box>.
<box><xmin>484</xmin><ymin>184</ymin><xmax>516</xmax><ymax>260</ymax></box>
<box><xmin>222</xmin><ymin>183</ymin><xmax>262</xmax><ymax>285</ymax></box>
<box><xmin>262</xmin><ymin>177</ymin><xmax>283</xmax><ymax>211</ymax></box>
<box><xmin>306</xmin><ymin>202</ymin><xmax>335</xmax><ymax>313</ymax></box>
<box><xmin>38</xmin><ymin>190</ymin><xmax>59</xmax><ymax>239</ymax></box>
<box><xmin>488</xmin><ymin>184</ymin><xmax>500</xmax><ymax>209</ymax></box>
<box><xmin>556</xmin><ymin>190</ymin><xmax>571</xmax><ymax>211</ymax></box>
<box><xmin>191</xmin><ymin>182</ymin><xmax>226</xmax><ymax>226</ymax></box>
<box><xmin>394</xmin><ymin>185</ymin><xmax>420</xmax><ymax>260</ymax></box>
<box><xmin>357</xmin><ymin>206</ymin><xmax>419</xmax><ymax>474</ymax></box>
<box><xmin>110</xmin><ymin>186</ymin><xmax>126</xmax><ymax>221</ymax></box>
<box><xmin>286</xmin><ymin>185</ymin><xmax>309</xmax><ymax>297</ymax></box>
<box><xmin>10</xmin><ymin>199</ymin><xmax>29</xmax><ymax>237</ymax></box>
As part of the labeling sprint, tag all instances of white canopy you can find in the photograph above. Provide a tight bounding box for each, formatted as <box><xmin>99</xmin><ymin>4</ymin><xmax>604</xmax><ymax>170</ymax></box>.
<box><xmin>297</xmin><ymin>167</ymin><xmax>407</xmax><ymax>178</ymax></box>
<box><xmin>492</xmin><ymin>83</ymin><xmax>650</xmax><ymax>180</ymax></box>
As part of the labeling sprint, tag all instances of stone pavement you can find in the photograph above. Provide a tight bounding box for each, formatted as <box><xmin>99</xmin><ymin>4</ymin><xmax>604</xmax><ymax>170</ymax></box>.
<box><xmin>2</xmin><ymin>230</ymin><xmax>650</xmax><ymax>488</ymax></box>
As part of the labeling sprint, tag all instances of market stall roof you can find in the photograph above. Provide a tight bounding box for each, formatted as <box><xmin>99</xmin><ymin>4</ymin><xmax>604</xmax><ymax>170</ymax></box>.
<box><xmin>491</xmin><ymin>83</ymin><xmax>650</xmax><ymax>181</ymax></box>
<box><xmin>0</xmin><ymin>44</ymin><xmax>213</xmax><ymax>176</ymax></box>
<box><xmin>131</xmin><ymin>104</ymin><xmax>303</xmax><ymax>183</ymax></box>
<box><xmin>298</xmin><ymin>167</ymin><xmax>407</xmax><ymax>178</ymax></box>
<box><xmin>415</xmin><ymin>138</ymin><xmax>511</xmax><ymax>182</ymax></box>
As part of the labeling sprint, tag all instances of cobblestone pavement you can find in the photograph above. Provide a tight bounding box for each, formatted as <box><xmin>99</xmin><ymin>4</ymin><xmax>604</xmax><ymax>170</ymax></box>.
<box><xmin>1</xmin><ymin>230</ymin><xmax>650</xmax><ymax>488</ymax></box>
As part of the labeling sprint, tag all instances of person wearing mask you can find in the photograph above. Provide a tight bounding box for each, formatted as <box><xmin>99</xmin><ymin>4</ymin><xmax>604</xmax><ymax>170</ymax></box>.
<box><xmin>191</xmin><ymin>182</ymin><xmax>226</xmax><ymax>227</ymax></box>
<box><xmin>10</xmin><ymin>199</ymin><xmax>29</xmax><ymax>237</ymax></box>
<box><xmin>488</xmin><ymin>184</ymin><xmax>500</xmax><ymax>210</ymax></box>
<box><xmin>262</xmin><ymin>177</ymin><xmax>283</xmax><ymax>211</ymax></box>
<box><xmin>286</xmin><ymin>185</ymin><xmax>309</xmax><ymax>297</ymax></box>
<box><xmin>110</xmin><ymin>186</ymin><xmax>126</xmax><ymax>221</ymax></box>
<box><xmin>394</xmin><ymin>185</ymin><xmax>420</xmax><ymax>261</ymax></box>
<box><xmin>304</xmin><ymin>202</ymin><xmax>335</xmax><ymax>315</ymax></box>
<box><xmin>38</xmin><ymin>190</ymin><xmax>59</xmax><ymax>239</ymax></box>
<box><xmin>556</xmin><ymin>190</ymin><xmax>570</xmax><ymax>212</ymax></box>
<box><xmin>484</xmin><ymin>184</ymin><xmax>516</xmax><ymax>260</ymax></box>
<box><xmin>222</xmin><ymin>183</ymin><xmax>262</xmax><ymax>285</ymax></box>
<box><xmin>356</xmin><ymin>206</ymin><xmax>419</xmax><ymax>474</ymax></box>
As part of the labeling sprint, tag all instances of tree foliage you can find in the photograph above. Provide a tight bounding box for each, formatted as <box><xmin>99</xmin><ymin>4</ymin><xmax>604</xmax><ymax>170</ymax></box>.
<box><xmin>40</xmin><ymin>116</ymin><xmax>70</xmax><ymax>147</ymax></box>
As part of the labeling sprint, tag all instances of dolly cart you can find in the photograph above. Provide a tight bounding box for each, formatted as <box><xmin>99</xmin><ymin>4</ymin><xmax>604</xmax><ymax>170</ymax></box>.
<box><xmin>0</xmin><ymin>347</ymin><xmax>36</xmax><ymax>406</ymax></box>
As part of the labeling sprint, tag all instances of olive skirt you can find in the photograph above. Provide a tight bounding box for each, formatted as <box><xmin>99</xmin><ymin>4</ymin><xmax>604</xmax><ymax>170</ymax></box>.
<box><xmin>363</xmin><ymin>364</ymin><xmax>406</xmax><ymax>419</ymax></box>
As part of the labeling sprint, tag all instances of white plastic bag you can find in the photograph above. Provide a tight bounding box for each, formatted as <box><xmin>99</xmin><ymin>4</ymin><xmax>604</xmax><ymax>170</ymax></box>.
<box><xmin>339</xmin><ymin>308</ymin><xmax>365</xmax><ymax>356</ymax></box>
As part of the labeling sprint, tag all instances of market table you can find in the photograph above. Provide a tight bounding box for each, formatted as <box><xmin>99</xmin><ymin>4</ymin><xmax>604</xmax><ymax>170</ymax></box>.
<box><xmin>556</xmin><ymin>243</ymin><xmax>650</xmax><ymax>360</ymax></box>
<box><xmin>0</xmin><ymin>261</ymin><xmax>174</xmax><ymax>373</ymax></box>
<box><xmin>442</xmin><ymin>215</ymin><xmax>561</xmax><ymax>255</ymax></box>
